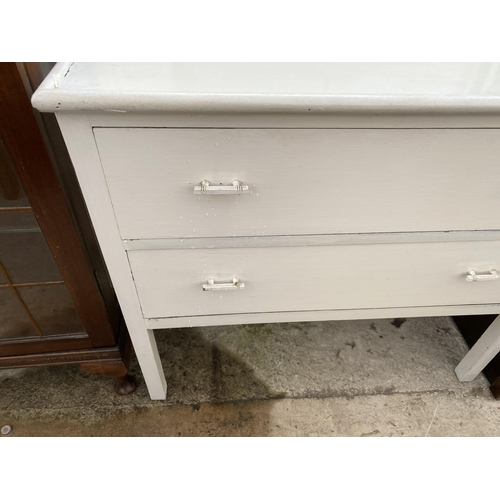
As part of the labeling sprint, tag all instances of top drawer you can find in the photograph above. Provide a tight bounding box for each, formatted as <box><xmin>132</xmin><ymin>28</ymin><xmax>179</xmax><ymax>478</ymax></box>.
<box><xmin>94</xmin><ymin>128</ymin><xmax>500</xmax><ymax>239</ymax></box>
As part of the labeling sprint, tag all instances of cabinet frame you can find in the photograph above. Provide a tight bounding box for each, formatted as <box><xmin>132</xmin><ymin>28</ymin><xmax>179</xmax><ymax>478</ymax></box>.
<box><xmin>0</xmin><ymin>63</ymin><xmax>133</xmax><ymax>391</ymax></box>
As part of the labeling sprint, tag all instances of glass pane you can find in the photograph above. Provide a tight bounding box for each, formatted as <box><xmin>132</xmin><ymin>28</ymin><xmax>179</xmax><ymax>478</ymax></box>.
<box><xmin>0</xmin><ymin>289</ymin><xmax>38</xmax><ymax>341</ymax></box>
<box><xmin>17</xmin><ymin>285</ymin><xmax>85</xmax><ymax>337</ymax></box>
<box><xmin>0</xmin><ymin>211</ymin><xmax>39</xmax><ymax>232</ymax></box>
<box><xmin>0</xmin><ymin>137</ymin><xmax>89</xmax><ymax>344</ymax></box>
<box><xmin>0</xmin><ymin>139</ymin><xmax>30</xmax><ymax>209</ymax></box>
<box><xmin>0</xmin><ymin>231</ymin><xmax>62</xmax><ymax>284</ymax></box>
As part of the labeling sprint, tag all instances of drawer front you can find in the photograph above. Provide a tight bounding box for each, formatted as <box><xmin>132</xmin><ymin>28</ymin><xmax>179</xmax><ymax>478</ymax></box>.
<box><xmin>95</xmin><ymin>128</ymin><xmax>500</xmax><ymax>239</ymax></box>
<box><xmin>128</xmin><ymin>240</ymin><xmax>500</xmax><ymax>319</ymax></box>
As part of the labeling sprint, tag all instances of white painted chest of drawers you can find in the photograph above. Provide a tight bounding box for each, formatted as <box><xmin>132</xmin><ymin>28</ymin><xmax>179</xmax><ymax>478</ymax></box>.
<box><xmin>33</xmin><ymin>63</ymin><xmax>500</xmax><ymax>399</ymax></box>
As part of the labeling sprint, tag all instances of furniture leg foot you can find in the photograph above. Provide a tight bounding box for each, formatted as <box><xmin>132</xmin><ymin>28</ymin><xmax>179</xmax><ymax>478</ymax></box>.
<box><xmin>80</xmin><ymin>359</ymin><xmax>138</xmax><ymax>395</ymax></box>
<box><xmin>114</xmin><ymin>374</ymin><xmax>137</xmax><ymax>395</ymax></box>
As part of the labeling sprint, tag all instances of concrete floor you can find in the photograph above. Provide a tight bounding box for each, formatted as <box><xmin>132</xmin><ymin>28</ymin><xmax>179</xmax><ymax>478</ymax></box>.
<box><xmin>1</xmin><ymin>316</ymin><xmax>499</xmax><ymax>436</ymax></box>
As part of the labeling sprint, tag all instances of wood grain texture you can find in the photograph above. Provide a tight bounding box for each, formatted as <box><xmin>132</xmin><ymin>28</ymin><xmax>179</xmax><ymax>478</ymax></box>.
<box><xmin>0</xmin><ymin>344</ymin><xmax>122</xmax><ymax>368</ymax></box>
<box><xmin>80</xmin><ymin>360</ymin><xmax>128</xmax><ymax>378</ymax></box>
<box><xmin>0</xmin><ymin>63</ymin><xmax>116</xmax><ymax>348</ymax></box>
<box><xmin>22</xmin><ymin>62</ymin><xmax>121</xmax><ymax>335</ymax></box>
<box><xmin>0</xmin><ymin>335</ymin><xmax>92</xmax><ymax>357</ymax></box>
<box><xmin>0</xmin><ymin>63</ymin><xmax>131</xmax><ymax>383</ymax></box>
<box><xmin>128</xmin><ymin>240</ymin><xmax>500</xmax><ymax>319</ymax></box>
<box><xmin>96</xmin><ymin>128</ymin><xmax>500</xmax><ymax>240</ymax></box>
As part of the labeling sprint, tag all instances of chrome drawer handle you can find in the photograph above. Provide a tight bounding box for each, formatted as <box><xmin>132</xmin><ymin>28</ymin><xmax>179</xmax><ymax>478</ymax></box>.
<box><xmin>193</xmin><ymin>180</ymin><xmax>249</xmax><ymax>195</ymax></box>
<box><xmin>466</xmin><ymin>270</ymin><xmax>498</xmax><ymax>282</ymax></box>
<box><xmin>202</xmin><ymin>277</ymin><xmax>245</xmax><ymax>291</ymax></box>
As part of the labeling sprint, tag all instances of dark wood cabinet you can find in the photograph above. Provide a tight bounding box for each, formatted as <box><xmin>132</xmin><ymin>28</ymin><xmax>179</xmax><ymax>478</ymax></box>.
<box><xmin>0</xmin><ymin>63</ymin><xmax>135</xmax><ymax>394</ymax></box>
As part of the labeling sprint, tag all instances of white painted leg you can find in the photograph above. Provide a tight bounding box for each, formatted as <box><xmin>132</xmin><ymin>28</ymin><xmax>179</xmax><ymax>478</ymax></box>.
<box><xmin>130</xmin><ymin>328</ymin><xmax>167</xmax><ymax>399</ymax></box>
<box><xmin>55</xmin><ymin>115</ymin><xmax>167</xmax><ymax>401</ymax></box>
<box><xmin>455</xmin><ymin>315</ymin><xmax>500</xmax><ymax>382</ymax></box>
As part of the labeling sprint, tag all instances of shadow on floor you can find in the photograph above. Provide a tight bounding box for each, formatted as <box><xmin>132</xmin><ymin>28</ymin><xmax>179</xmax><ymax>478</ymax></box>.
<box><xmin>0</xmin><ymin>317</ymin><xmax>491</xmax><ymax>436</ymax></box>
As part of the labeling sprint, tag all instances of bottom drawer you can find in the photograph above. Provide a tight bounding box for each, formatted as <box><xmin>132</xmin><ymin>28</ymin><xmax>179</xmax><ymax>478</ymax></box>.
<box><xmin>128</xmin><ymin>241</ymin><xmax>500</xmax><ymax>319</ymax></box>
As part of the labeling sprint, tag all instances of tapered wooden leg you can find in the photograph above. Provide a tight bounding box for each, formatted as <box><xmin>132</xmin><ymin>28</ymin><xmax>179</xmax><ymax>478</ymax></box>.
<box><xmin>456</xmin><ymin>315</ymin><xmax>500</xmax><ymax>382</ymax></box>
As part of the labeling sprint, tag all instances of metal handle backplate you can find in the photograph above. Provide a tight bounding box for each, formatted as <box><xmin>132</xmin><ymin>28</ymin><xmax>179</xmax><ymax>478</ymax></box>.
<box><xmin>194</xmin><ymin>180</ymin><xmax>249</xmax><ymax>195</ymax></box>
<box><xmin>466</xmin><ymin>269</ymin><xmax>498</xmax><ymax>282</ymax></box>
<box><xmin>202</xmin><ymin>277</ymin><xmax>245</xmax><ymax>291</ymax></box>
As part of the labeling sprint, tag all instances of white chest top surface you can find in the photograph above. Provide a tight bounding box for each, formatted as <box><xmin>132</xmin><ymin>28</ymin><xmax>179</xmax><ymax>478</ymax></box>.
<box><xmin>32</xmin><ymin>62</ymin><xmax>500</xmax><ymax>114</ymax></box>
